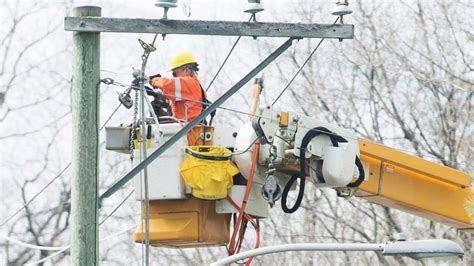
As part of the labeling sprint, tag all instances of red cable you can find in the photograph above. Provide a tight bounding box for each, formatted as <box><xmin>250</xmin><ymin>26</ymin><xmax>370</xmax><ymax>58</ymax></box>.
<box><xmin>228</xmin><ymin>141</ymin><xmax>260</xmax><ymax>255</ymax></box>
<box><xmin>227</xmin><ymin>196</ymin><xmax>260</xmax><ymax>265</ymax></box>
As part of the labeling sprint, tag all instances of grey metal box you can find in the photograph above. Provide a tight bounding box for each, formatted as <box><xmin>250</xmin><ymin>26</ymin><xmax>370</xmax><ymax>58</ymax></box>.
<box><xmin>105</xmin><ymin>126</ymin><xmax>131</xmax><ymax>153</ymax></box>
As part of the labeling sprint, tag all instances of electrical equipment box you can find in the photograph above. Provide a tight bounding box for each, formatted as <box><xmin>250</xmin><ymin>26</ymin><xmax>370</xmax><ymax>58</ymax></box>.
<box><xmin>134</xmin><ymin>198</ymin><xmax>231</xmax><ymax>247</ymax></box>
<box><xmin>105</xmin><ymin>126</ymin><xmax>132</xmax><ymax>154</ymax></box>
<box><xmin>133</xmin><ymin>123</ymin><xmax>189</xmax><ymax>200</ymax></box>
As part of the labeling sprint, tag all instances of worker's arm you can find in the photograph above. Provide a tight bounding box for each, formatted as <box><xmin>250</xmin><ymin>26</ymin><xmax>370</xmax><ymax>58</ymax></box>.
<box><xmin>150</xmin><ymin>76</ymin><xmax>176</xmax><ymax>96</ymax></box>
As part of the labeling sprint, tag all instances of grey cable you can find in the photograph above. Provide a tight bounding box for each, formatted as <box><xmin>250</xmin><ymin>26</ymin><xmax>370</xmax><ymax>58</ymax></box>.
<box><xmin>205</xmin><ymin>16</ymin><xmax>253</xmax><ymax>92</ymax></box>
<box><xmin>99</xmin><ymin>189</ymin><xmax>134</xmax><ymax>226</ymax></box>
<box><xmin>272</xmin><ymin>17</ymin><xmax>340</xmax><ymax>105</ymax></box>
<box><xmin>1</xmin><ymin>97</ymin><xmax>123</xmax><ymax>227</ymax></box>
<box><xmin>0</xmin><ymin>163</ymin><xmax>71</xmax><ymax>227</ymax></box>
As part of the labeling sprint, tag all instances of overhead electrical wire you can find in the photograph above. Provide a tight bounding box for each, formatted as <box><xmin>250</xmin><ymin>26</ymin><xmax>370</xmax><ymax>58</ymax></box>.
<box><xmin>3</xmin><ymin>188</ymin><xmax>136</xmax><ymax>264</ymax></box>
<box><xmin>205</xmin><ymin>15</ymin><xmax>254</xmax><ymax>92</ymax></box>
<box><xmin>99</xmin><ymin>189</ymin><xmax>134</xmax><ymax>225</ymax></box>
<box><xmin>103</xmin><ymin>78</ymin><xmax>470</xmax><ymax>169</ymax></box>
<box><xmin>271</xmin><ymin>17</ymin><xmax>340</xmax><ymax>105</ymax></box>
<box><xmin>23</xmin><ymin>224</ymin><xmax>138</xmax><ymax>265</ymax></box>
<box><xmin>0</xmin><ymin>234</ymin><xmax>67</xmax><ymax>251</ymax></box>
<box><xmin>206</xmin><ymin>35</ymin><xmax>243</xmax><ymax>92</ymax></box>
<box><xmin>0</xmin><ymin>163</ymin><xmax>71</xmax><ymax>227</ymax></box>
<box><xmin>0</xmin><ymin>102</ymin><xmax>122</xmax><ymax>228</ymax></box>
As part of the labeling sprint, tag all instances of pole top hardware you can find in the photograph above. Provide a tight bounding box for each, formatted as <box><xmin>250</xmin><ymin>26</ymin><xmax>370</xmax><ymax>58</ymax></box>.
<box><xmin>332</xmin><ymin>0</ymin><xmax>353</xmax><ymax>17</ymax></box>
<box><xmin>155</xmin><ymin>0</ymin><xmax>178</xmax><ymax>19</ymax></box>
<box><xmin>244</xmin><ymin>0</ymin><xmax>264</xmax><ymax>14</ymax></box>
<box><xmin>244</xmin><ymin>0</ymin><xmax>264</xmax><ymax>22</ymax></box>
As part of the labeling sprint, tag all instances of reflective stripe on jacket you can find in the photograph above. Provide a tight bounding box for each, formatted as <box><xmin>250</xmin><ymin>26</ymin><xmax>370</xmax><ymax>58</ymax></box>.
<box><xmin>151</xmin><ymin>76</ymin><xmax>205</xmax><ymax>121</ymax></box>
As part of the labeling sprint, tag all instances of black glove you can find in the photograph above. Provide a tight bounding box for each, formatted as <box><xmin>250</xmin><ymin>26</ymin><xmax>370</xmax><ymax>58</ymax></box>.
<box><xmin>145</xmin><ymin>86</ymin><xmax>158</xmax><ymax>96</ymax></box>
<box><xmin>145</xmin><ymin>86</ymin><xmax>169</xmax><ymax>108</ymax></box>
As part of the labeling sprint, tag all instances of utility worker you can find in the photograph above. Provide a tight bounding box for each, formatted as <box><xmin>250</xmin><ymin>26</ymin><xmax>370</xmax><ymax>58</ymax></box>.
<box><xmin>149</xmin><ymin>51</ymin><xmax>209</xmax><ymax>122</ymax></box>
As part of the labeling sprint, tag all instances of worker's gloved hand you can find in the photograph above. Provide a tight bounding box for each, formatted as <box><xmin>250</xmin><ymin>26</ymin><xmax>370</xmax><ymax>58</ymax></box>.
<box><xmin>145</xmin><ymin>86</ymin><xmax>158</xmax><ymax>96</ymax></box>
<box><xmin>145</xmin><ymin>86</ymin><xmax>170</xmax><ymax>108</ymax></box>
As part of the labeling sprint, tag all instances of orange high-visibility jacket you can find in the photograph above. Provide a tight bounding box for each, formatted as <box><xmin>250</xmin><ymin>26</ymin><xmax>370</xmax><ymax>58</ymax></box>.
<box><xmin>150</xmin><ymin>76</ymin><xmax>205</xmax><ymax>121</ymax></box>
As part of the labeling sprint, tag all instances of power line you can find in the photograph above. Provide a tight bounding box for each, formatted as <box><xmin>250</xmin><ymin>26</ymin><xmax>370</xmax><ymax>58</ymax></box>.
<box><xmin>0</xmin><ymin>163</ymin><xmax>71</xmax><ymax>227</ymax></box>
<box><xmin>205</xmin><ymin>15</ymin><xmax>254</xmax><ymax>92</ymax></box>
<box><xmin>3</xmin><ymin>190</ymin><xmax>135</xmax><ymax>263</ymax></box>
<box><xmin>1</xmin><ymin>101</ymin><xmax>122</xmax><ymax>228</ymax></box>
<box><xmin>23</xmin><ymin>224</ymin><xmax>138</xmax><ymax>265</ymax></box>
<box><xmin>100</xmin><ymin>103</ymin><xmax>122</xmax><ymax>131</ymax></box>
<box><xmin>272</xmin><ymin>17</ymin><xmax>340</xmax><ymax>105</ymax></box>
<box><xmin>99</xmin><ymin>189</ymin><xmax>134</xmax><ymax>225</ymax></box>
<box><xmin>271</xmin><ymin>37</ymin><xmax>326</xmax><ymax>105</ymax></box>
<box><xmin>206</xmin><ymin>35</ymin><xmax>242</xmax><ymax>92</ymax></box>
<box><xmin>0</xmin><ymin>234</ymin><xmax>67</xmax><ymax>251</ymax></box>
<box><xmin>102</xmin><ymin>78</ymin><xmax>472</xmax><ymax>169</ymax></box>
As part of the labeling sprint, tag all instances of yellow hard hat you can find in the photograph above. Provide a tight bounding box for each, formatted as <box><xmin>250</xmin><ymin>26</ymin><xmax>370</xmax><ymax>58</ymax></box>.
<box><xmin>169</xmin><ymin>51</ymin><xmax>197</xmax><ymax>70</ymax></box>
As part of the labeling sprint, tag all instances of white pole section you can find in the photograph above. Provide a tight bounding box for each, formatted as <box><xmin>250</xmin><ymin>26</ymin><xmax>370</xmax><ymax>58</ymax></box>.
<box><xmin>211</xmin><ymin>243</ymin><xmax>385</xmax><ymax>265</ymax></box>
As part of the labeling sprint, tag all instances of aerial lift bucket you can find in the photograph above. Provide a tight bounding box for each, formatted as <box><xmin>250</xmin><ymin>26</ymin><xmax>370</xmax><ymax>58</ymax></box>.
<box><xmin>132</xmin><ymin>124</ymin><xmax>232</xmax><ymax>247</ymax></box>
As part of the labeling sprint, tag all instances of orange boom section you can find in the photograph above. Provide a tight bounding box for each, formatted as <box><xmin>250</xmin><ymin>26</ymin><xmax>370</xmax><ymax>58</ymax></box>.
<box><xmin>356</xmin><ymin>138</ymin><xmax>473</xmax><ymax>232</ymax></box>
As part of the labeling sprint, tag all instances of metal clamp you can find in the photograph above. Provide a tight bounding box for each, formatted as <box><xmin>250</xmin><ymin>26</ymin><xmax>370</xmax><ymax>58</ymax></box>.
<box><xmin>261</xmin><ymin>145</ymin><xmax>282</xmax><ymax>207</ymax></box>
<box><xmin>100</xmin><ymin>78</ymin><xmax>114</xmax><ymax>85</ymax></box>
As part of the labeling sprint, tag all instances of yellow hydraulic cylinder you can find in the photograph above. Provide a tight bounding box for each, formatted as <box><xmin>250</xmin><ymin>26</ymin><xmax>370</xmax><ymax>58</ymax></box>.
<box><xmin>355</xmin><ymin>138</ymin><xmax>473</xmax><ymax>232</ymax></box>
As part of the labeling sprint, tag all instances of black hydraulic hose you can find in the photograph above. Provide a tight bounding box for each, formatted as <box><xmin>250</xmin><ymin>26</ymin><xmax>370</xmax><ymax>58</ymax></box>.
<box><xmin>347</xmin><ymin>156</ymin><xmax>365</xmax><ymax>188</ymax></box>
<box><xmin>281</xmin><ymin>127</ymin><xmax>367</xmax><ymax>213</ymax></box>
<box><xmin>281</xmin><ymin>127</ymin><xmax>340</xmax><ymax>213</ymax></box>
<box><xmin>281</xmin><ymin>173</ymin><xmax>302</xmax><ymax>213</ymax></box>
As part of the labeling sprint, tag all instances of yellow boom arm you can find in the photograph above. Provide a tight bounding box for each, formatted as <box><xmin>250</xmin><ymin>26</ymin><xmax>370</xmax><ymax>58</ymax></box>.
<box><xmin>356</xmin><ymin>138</ymin><xmax>473</xmax><ymax>232</ymax></box>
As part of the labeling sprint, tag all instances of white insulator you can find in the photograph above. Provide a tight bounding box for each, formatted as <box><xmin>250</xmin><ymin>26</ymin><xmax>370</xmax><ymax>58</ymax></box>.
<box><xmin>155</xmin><ymin>0</ymin><xmax>178</xmax><ymax>8</ymax></box>
<box><xmin>332</xmin><ymin>4</ymin><xmax>352</xmax><ymax>16</ymax></box>
<box><xmin>244</xmin><ymin>2</ymin><xmax>264</xmax><ymax>14</ymax></box>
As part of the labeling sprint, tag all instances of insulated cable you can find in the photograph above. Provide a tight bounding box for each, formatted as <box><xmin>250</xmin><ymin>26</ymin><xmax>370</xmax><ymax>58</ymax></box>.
<box><xmin>281</xmin><ymin>127</ymin><xmax>365</xmax><ymax>213</ymax></box>
<box><xmin>102</xmin><ymin>78</ymin><xmax>471</xmax><ymax>169</ymax></box>
<box><xmin>271</xmin><ymin>17</ymin><xmax>340</xmax><ymax>105</ymax></box>
<box><xmin>205</xmin><ymin>15</ymin><xmax>253</xmax><ymax>92</ymax></box>
<box><xmin>0</xmin><ymin>101</ymin><xmax>122</xmax><ymax>228</ymax></box>
<box><xmin>228</xmin><ymin>141</ymin><xmax>260</xmax><ymax>256</ymax></box>
<box><xmin>227</xmin><ymin>197</ymin><xmax>260</xmax><ymax>266</ymax></box>
<box><xmin>0</xmin><ymin>234</ymin><xmax>67</xmax><ymax>251</ymax></box>
<box><xmin>3</xmin><ymin>190</ymin><xmax>136</xmax><ymax>260</ymax></box>
<box><xmin>0</xmin><ymin>163</ymin><xmax>71</xmax><ymax>227</ymax></box>
<box><xmin>23</xmin><ymin>224</ymin><xmax>138</xmax><ymax>265</ymax></box>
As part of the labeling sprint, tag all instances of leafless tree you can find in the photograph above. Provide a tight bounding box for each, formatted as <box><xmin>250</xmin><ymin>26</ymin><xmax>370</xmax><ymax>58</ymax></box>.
<box><xmin>252</xmin><ymin>0</ymin><xmax>473</xmax><ymax>265</ymax></box>
<box><xmin>1</xmin><ymin>0</ymin><xmax>472</xmax><ymax>265</ymax></box>
<box><xmin>1</xmin><ymin>1</ymin><xmax>75</xmax><ymax>264</ymax></box>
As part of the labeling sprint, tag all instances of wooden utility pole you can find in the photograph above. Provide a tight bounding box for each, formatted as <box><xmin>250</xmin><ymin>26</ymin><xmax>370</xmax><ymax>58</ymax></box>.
<box><xmin>71</xmin><ymin>6</ymin><xmax>101</xmax><ymax>265</ymax></box>
<box><xmin>65</xmin><ymin>18</ymin><xmax>353</xmax><ymax>39</ymax></box>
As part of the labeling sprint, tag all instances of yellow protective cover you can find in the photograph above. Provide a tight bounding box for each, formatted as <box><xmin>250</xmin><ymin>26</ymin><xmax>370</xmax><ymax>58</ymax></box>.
<box><xmin>180</xmin><ymin>146</ymin><xmax>239</xmax><ymax>200</ymax></box>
